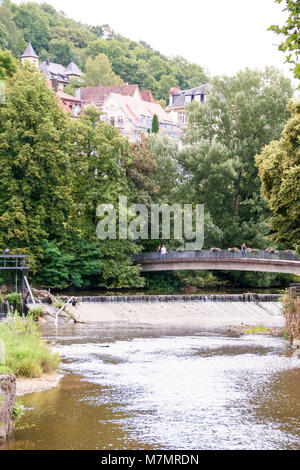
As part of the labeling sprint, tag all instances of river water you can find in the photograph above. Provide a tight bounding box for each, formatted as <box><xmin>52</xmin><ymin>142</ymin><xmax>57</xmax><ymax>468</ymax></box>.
<box><xmin>2</xmin><ymin>306</ymin><xmax>300</xmax><ymax>450</ymax></box>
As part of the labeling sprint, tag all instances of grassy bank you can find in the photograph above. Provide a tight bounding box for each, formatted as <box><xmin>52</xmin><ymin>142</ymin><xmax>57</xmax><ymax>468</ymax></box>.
<box><xmin>0</xmin><ymin>315</ymin><xmax>59</xmax><ymax>378</ymax></box>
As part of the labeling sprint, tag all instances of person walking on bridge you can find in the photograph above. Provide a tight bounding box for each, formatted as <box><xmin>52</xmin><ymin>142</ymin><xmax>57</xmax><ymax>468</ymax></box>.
<box><xmin>241</xmin><ymin>243</ymin><xmax>248</xmax><ymax>257</ymax></box>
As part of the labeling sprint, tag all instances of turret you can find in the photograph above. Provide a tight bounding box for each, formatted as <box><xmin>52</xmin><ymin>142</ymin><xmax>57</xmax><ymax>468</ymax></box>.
<box><xmin>21</xmin><ymin>42</ymin><xmax>39</xmax><ymax>67</ymax></box>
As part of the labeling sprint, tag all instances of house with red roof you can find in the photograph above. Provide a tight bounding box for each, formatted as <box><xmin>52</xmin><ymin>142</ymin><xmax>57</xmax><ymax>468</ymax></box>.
<box><xmin>100</xmin><ymin>92</ymin><xmax>180</xmax><ymax>142</ymax></box>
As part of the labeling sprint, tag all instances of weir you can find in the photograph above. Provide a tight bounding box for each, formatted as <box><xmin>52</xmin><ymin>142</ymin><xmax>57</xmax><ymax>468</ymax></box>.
<box><xmin>55</xmin><ymin>293</ymin><xmax>282</xmax><ymax>303</ymax></box>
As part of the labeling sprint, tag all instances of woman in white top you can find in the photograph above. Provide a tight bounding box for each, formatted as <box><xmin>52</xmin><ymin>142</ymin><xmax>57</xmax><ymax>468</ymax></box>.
<box><xmin>160</xmin><ymin>244</ymin><xmax>167</xmax><ymax>259</ymax></box>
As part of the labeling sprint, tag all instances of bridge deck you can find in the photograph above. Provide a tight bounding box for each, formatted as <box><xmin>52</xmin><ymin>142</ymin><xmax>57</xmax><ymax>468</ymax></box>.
<box><xmin>134</xmin><ymin>250</ymin><xmax>300</xmax><ymax>275</ymax></box>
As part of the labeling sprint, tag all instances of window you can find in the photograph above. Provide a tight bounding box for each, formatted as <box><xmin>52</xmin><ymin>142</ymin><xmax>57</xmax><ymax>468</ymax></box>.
<box><xmin>117</xmin><ymin>116</ymin><xmax>123</xmax><ymax>124</ymax></box>
<box><xmin>179</xmin><ymin>112</ymin><xmax>186</xmax><ymax>124</ymax></box>
<box><xmin>110</xmin><ymin>117</ymin><xmax>115</xmax><ymax>126</ymax></box>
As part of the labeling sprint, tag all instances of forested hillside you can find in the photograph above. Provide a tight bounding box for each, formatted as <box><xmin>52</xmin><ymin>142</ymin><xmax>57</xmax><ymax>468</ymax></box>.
<box><xmin>0</xmin><ymin>0</ymin><xmax>209</xmax><ymax>101</ymax></box>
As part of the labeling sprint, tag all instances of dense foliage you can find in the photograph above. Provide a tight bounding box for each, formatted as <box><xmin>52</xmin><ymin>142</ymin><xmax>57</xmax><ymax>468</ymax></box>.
<box><xmin>0</xmin><ymin>0</ymin><xmax>208</xmax><ymax>101</ymax></box>
<box><xmin>269</xmin><ymin>0</ymin><xmax>300</xmax><ymax>81</ymax></box>
<box><xmin>256</xmin><ymin>98</ymin><xmax>300</xmax><ymax>249</ymax></box>
<box><xmin>180</xmin><ymin>68</ymin><xmax>293</xmax><ymax>248</ymax></box>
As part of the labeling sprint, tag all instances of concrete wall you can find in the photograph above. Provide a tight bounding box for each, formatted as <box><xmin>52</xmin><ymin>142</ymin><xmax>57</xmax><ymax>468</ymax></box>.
<box><xmin>0</xmin><ymin>375</ymin><xmax>16</xmax><ymax>442</ymax></box>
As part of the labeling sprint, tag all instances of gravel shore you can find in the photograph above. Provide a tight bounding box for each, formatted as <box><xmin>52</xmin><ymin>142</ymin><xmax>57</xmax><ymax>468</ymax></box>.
<box><xmin>16</xmin><ymin>373</ymin><xmax>63</xmax><ymax>396</ymax></box>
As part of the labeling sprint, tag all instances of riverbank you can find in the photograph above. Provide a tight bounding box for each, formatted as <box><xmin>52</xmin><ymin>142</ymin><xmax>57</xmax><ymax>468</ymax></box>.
<box><xmin>16</xmin><ymin>373</ymin><xmax>63</xmax><ymax>396</ymax></box>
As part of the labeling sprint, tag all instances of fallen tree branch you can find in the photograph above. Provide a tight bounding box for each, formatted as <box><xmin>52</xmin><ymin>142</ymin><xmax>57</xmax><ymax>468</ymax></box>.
<box><xmin>55</xmin><ymin>297</ymin><xmax>75</xmax><ymax>326</ymax></box>
<box><xmin>34</xmin><ymin>298</ymin><xmax>55</xmax><ymax>317</ymax></box>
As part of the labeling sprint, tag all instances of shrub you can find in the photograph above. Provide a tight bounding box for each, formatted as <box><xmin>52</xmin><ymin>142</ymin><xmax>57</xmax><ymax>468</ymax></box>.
<box><xmin>0</xmin><ymin>314</ymin><xmax>59</xmax><ymax>378</ymax></box>
<box><xmin>6</xmin><ymin>293</ymin><xmax>22</xmax><ymax>314</ymax></box>
<box><xmin>30</xmin><ymin>307</ymin><xmax>44</xmax><ymax>322</ymax></box>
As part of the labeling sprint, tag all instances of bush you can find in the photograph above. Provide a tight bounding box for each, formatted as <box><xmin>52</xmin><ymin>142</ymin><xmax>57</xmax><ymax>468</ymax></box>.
<box><xmin>0</xmin><ymin>314</ymin><xmax>59</xmax><ymax>378</ymax></box>
<box><xmin>30</xmin><ymin>307</ymin><xmax>44</xmax><ymax>322</ymax></box>
<box><xmin>6</xmin><ymin>293</ymin><xmax>22</xmax><ymax>314</ymax></box>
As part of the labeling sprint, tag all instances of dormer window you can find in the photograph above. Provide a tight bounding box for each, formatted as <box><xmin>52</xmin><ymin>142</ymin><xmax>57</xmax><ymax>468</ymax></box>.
<box><xmin>185</xmin><ymin>95</ymin><xmax>192</xmax><ymax>103</ymax></box>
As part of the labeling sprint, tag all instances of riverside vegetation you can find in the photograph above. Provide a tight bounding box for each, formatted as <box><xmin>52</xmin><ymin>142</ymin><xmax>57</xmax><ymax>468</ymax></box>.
<box><xmin>0</xmin><ymin>313</ymin><xmax>59</xmax><ymax>378</ymax></box>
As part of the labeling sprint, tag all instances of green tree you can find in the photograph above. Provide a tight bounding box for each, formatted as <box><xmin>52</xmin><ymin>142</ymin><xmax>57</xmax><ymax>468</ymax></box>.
<box><xmin>11</xmin><ymin>1</ymin><xmax>51</xmax><ymax>53</ymax></box>
<box><xmin>269</xmin><ymin>0</ymin><xmax>300</xmax><ymax>80</ymax></box>
<box><xmin>0</xmin><ymin>1</ymin><xmax>26</xmax><ymax>57</ymax></box>
<box><xmin>255</xmin><ymin>99</ymin><xmax>300</xmax><ymax>248</ymax></box>
<box><xmin>0</xmin><ymin>67</ymin><xmax>73</xmax><ymax>269</ymax></box>
<box><xmin>83</xmin><ymin>53</ymin><xmax>124</xmax><ymax>87</ymax></box>
<box><xmin>70</xmin><ymin>106</ymin><xmax>144</xmax><ymax>288</ymax></box>
<box><xmin>151</xmin><ymin>114</ymin><xmax>159</xmax><ymax>134</ymax></box>
<box><xmin>47</xmin><ymin>38</ymin><xmax>74</xmax><ymax>67</ymax></box>
<box><xmin>0</xmin><ymin>48</ymin><xmax>17</xmax><ymax>80</ymax></box>
<box><xmin>183</xmin><ymin>67</ymin><xmax>293</xmax><ymax>246</ymax></box>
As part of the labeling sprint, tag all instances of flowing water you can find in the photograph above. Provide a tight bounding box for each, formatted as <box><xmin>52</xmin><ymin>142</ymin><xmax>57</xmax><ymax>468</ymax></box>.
<box><xmin>1</xmin><ymin>302</ymin><xmax>300</xmax><ymax>450</ymax></box>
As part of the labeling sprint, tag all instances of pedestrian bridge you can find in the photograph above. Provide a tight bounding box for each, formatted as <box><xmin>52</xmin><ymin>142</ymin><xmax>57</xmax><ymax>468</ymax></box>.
<box><xmin>133</xmin><ymin>250</ymin><xmax>300</xmax><ymax>275</ymax></box>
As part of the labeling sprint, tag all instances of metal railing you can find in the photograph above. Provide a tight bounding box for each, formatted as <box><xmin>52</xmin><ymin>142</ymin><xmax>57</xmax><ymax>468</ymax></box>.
<box><xmin>134</xmin><ymin>249</ymin><xmax>300</xmax><ymax>262</ymax></box>
<box><xmin>0</xmin><ymin>255</ymin><xmax>30</xmax><ymax>270</ymax></box>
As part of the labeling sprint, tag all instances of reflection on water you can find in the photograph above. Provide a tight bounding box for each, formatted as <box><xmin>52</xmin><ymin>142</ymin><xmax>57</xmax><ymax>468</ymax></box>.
<box><xmin>2</xmin><ymin>323</ymin><xmax>300</xmax><ymax>450</ymax></box>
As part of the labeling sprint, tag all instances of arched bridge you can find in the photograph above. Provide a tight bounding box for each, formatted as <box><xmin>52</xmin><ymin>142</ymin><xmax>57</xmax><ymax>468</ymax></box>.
<box><xmin>134</xmin><ymin>250</ymin><xmax>300</xmax><ymax>275</ymax></box>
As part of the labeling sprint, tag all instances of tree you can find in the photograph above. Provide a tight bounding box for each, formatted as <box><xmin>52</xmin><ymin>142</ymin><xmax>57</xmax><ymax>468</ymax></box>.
<box><xmin>70</xmin><ymin>106</ymin><xmax>144</xmax><ymax>288</ymax></box>
<box><xmin>11</xmin><ymin>1</ymin><xmax>51</xmax><ymax>53</ymax></box>
<box><xmin>47</xmin><ymin>38</ymin><xmax>74</xmax><ymax>67</ymax></box>
<box><xmin>83</xmin><ymin>53</ymin><xmax>124</xmax><ymax>87</ymax></box>
<box><xmin>148</xmin><ymin>134</ymin><xmax>179</xmax><ymax>201</ymax></box>
<box><xmin>151</xmin><ymin>114</ymin><xmax>159</xmax><ymax>134</ymax></box>
<box><xmin>269</xmin><ymin>0</ymin><xmax>300</xmax><ymax>80</ymax></box>
<box><xmin>255</xmin><ymin>99</ymin><xmax>300</xmax><ymax>248</ymax></box>
<box><xmin>0</xmin><ymin>1</ymin><xmax>26</xmax><ymax>57</ymax></box>
<box><xmin>0</xmin><ymin>48</ymin><xmax>17</xmax><ymax>80</ymax></box>
<box><xmin>182</xmin><ymin>67</ymin><xmax>293</xmax><ymax>247</ymax></box>
<box><xmin>0</xmin><ymin>67</ymin><xmax>73</xmax><ymax>268</ymax></box>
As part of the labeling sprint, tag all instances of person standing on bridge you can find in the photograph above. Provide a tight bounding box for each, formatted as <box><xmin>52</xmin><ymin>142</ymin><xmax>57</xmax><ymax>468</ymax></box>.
<box><xmin>241</xmin><ymin>243</ymin><xmax>248</xmax><ymax>257</ymax></box>
<box><xmin>161</xmin><ymin>244</ymin><xmax>167</xmax><ymax>259</ymax></box>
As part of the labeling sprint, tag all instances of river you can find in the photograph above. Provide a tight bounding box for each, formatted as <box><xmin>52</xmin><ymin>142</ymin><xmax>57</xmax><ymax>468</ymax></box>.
<box><xmin>1</xmin><ymin>301</ymin><xmax>300</xmax><ymax>450</ymax></box>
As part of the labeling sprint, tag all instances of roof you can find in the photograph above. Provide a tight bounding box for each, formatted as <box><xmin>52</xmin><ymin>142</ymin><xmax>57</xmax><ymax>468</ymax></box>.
<box><xmin>65</xmin><ymin>61</ymin><xmax>82</xmax><ymax>76</ymax></box>
<box><xmin>140</xmin><ymin>89</ymin><xmax>155</xmax><ymax>103</ymax></box>
<box><xmin>39</xmin><ymin>60</ymin><xmax>81</xmax><ymax>83</ymax></box>
<box><xmin>169</xmin><ymin>83</ymin><xmax>211</xmax><ymax>108</ymax></box>
<box><xmin>80</xmin><ymin>85</ymin><xmax>140</xmax><ymax>106</ymax></box>
<box><xmin>104</xmin><ymin>92</ymin><xmax>177</xmax><ymax>127</ymax></box>
<box><xmin>21</xmin><ymin>42</ymin><xmax>39</xmax><ymax>59</ymax></box>
<box><xmin>39</xmin><ymin>60</ymin><xmax>69</xmax><ymax>83</ymax></box>
<box><xmin>56</xmin><ymin>90</ymin><xmax>82</xmax><ymax>103</ymax></box>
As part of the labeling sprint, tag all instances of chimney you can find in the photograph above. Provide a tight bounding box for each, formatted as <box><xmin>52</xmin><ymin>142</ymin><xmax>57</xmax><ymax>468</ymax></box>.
<box><xmin>51</xmin><ymin>78</ymin><xmax>58</xmax><ymax>92</ymax></box>
<box><xmin>169</xmin><ymin>87</ymin><xmax>179</xmax><ymax>106</ymax></box>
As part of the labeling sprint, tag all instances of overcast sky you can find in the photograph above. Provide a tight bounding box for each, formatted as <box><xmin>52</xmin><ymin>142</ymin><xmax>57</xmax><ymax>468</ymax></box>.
<box><xmin>17</xmin><ymin>0</ymin><xmax>295</xmax><ymax>84</ymax></box>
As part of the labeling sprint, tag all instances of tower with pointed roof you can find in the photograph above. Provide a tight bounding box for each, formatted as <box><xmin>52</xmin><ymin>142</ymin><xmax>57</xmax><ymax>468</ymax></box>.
<box><xmin>21</xmin><ymin>41</ymin><xmax>39</xmax><ymax>67</ymax></box>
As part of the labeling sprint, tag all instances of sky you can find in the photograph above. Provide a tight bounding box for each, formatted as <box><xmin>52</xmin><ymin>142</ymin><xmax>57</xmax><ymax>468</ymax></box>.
<box><xmin>16</xmin><ymin>0</ymin><xmax>295</xmax><ymax>84</ymax></box>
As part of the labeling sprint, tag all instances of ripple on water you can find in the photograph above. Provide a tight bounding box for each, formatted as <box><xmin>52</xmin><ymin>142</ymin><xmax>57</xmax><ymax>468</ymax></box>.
<box><xmin>47</xmin><ymin>332</ymin><xmax>300</xmax><ymax>450</ymax></box>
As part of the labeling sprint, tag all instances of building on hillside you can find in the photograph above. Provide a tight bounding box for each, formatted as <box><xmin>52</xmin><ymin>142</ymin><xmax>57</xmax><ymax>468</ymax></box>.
<box><xmin>77</xmin><ymin>84</ymin><xmax>155</xmax><ymax>109</ymax></box>
<box><xmin>21</xmin><ymin>42</ymin><xmax>82</xmax><ymax>92</ymax></box>
<box><xmin>56</xmin><ymin>89</ymin><xmax>82</xmax><ymax>118</ymax></box>
<box><xmin>166</xmin><ymin>84</ymin><xmax>211</xmax><ymax>126</ymax></box>
<box><xmin>20</xmin><ymin>42</ymin><xmax>82</xmax><ymax>118</ymax></box>
<box><xmin>39</xmin><ymin>59</ymin><xmax>82</xmax><ymax>91</ymax></box>
<box><xmin>78</xmin><ymin>84</ymin><xmax>177</xmax><ymax>141</ymax></box>
<box><xmin>100</xmin><ymin>92</ymin><xmax>180</xmax><ymax>142</ymax></box>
